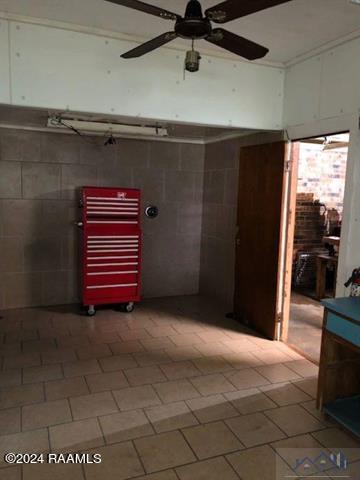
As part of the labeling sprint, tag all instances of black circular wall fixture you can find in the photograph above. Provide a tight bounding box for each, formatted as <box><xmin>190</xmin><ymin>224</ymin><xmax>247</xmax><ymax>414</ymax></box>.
<box><xmin>145</xmin><ymin>205</ymin><xmax>159</xmax><ymax>219</ymax></box>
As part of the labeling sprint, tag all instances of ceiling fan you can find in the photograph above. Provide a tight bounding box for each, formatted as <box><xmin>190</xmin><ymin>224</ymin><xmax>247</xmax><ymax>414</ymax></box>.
<box><xmin>105</xmin><ymin>0</ymin><xmax>292</xmax><ymax>71</ymax></box>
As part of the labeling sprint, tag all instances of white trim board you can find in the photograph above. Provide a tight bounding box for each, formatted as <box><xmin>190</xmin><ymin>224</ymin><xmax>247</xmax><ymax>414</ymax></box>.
<box><xmin>0</xmin><ymin>121</ymin><xmax>275</xmax><ymax>145</ymax></box>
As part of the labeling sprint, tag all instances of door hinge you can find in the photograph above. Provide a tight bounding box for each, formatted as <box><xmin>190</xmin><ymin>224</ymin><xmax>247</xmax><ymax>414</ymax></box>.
<box><xmin>285</xmin><ymin>160</ymin><xmax>292</xmax><ymax>172</ymax></box>
<box><xmin>275</xmin><ymin>314</ymin><xmax>282</xmax><ymax>341</ymax></box>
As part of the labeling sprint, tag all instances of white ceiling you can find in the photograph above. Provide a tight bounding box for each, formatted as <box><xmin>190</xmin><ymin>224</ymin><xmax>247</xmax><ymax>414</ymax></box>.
<box><xmin>0</xmin><ymin>0</ymin><xmax>360</xmax><ymax>63</ymax></box>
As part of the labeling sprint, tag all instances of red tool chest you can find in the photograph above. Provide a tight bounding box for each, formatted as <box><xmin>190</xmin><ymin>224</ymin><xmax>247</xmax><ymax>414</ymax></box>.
<box><xmin>79</xmin><ymin>186</ymin><xmax>141</xmax><ymax>316</ymax></box>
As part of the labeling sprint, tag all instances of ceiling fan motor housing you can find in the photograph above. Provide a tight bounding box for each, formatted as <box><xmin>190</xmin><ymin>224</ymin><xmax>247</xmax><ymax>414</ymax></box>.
<box><xmin>175</xmin><ymin>0</ymin><xmax>212</xmax><ymax>39</ymax></box>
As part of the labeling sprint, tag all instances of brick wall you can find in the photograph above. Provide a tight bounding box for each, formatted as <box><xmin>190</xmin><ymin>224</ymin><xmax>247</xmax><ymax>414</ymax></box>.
<box><xmin>294</xmin><ymin>193</ymin><xmax>326</xmax><ymax>255</ymax></box>
<box><xmin>292</xmin><ymin>142</ymin><xmax>347</xmax><ymax>288</ymax></box>
<box><xmin>297</xmin><ymin>143</ymin><xmax>347</xmax><ymax>214</ymax></box>
<box><xmin>292</xmin><ymin>193</ymin><xmax>327</xmax><ymax>287</ymax></box>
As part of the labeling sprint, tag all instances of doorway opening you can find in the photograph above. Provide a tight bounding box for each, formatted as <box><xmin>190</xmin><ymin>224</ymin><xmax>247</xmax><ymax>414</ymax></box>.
<box><xmin>285</xmin><ymin>133</ymin><xmax>349</xmax><ymax>362</ymax></box>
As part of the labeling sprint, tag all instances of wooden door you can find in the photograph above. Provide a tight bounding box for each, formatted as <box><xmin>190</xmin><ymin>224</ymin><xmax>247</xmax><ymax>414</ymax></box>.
<box><xmin>234</xmin><ymin>141</ymin><xmax>288</xmax><ymax>340</ymax></box>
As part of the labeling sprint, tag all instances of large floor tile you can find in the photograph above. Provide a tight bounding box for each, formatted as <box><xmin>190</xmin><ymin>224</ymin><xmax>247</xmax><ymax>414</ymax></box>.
<box><xmin>45</xmin><ymin>376</ymin><xmax>89</xmax><ymax>401</ymax></box>
<box><xmin>100</xmin><ymin>409</ymin><xmax>154</xmax><ymax>443</ymax></box>
<box><xmin>0</xmin><ymin>467</ymin><xmax>21</xmax><ymax>480</ymax></box>
<box><xmin>0</xmin><ymin>384</ymin><xmax>44</xmax><ymax>409</ymax></box>
<box><xmin>0</xmin><ymin>370</ymin><xmax>22</xmax><ymax>389</ymax></box>
<box><xmin>284</xmin><ymin>359</ymin><xmax>319</xmax><ymax>378</ymax></box>
<box><xmin>265</xmin><ymin>405</ymin><xmax>325</xmax><ymax>436</ymax></box>
<box><xmin>63</xmin><ymin>359</ymin><xmax>101</xmax><ymax>378</ymax></box>
<box><xmin>165</xmin><ymin>346</ymin><xmax>203</xmax><ymax>361</ymax></box>
<box><xmin>227</xmin><ymin>444</ymin><xmax>292</xmax><ymax>480</ymax></box>
<box><xmin>22</xmin><ymin>364</ymin><xmax>63</xmax><ymax>384</ymax></box>
<box><xmin>260</xmin><ymin>382</ymin><xmax>312</xmax><ymax>406</ymax></box>
<box><xmin>23</xmin><ymin>462</ymin><xmax>84</xmax><ymax>480</ymax></box>
<box><xmin>291</xmin><ymin>377</ymin><xmax>318</xmax><ymax>398</ymax></box>
<box><xmin>41</xmin><ymin>347</ymin><xmax>77</xmax><ymax>365</ymax></box>
<box><xmin>225</xmin><ymin>388</ymin><xmax>277</xmax><ymax>414</ymax></box>
<box><xmin>192</xmin><ymin>356</ymin><xmax>234</xmax><ymax>374</ymax></box>
<box><xmin>160</xmin><ymin>360</ymin><xmax>201</xmax><ymax>380</ymax></box>
<box><xmin>124</xmin><ymin>366</ymin><xmax>167</xmax><ymax>386</ymax></box>
<box><xmin>113</xmin><ymin>385</ymin><xmax>161</xmax><ymax>411</ymax></box>
<box><xmin>169</xmin><ymin>333</ymin><xmax>203</xmax><ymax>347</ymax></box>
<box><xmin>300</xmin><ymin>400</ymin><xmax>334</xmax><ymax>426</ymax></box>
<box><xmin>99</xmin><ymin>354</ymin><xmax>137</xmax><ymax>372</ymax></box>
<box><xmin>145</xmin><ymin>401</ymin><xmax>198</xmax><ymax>433</ymax></box>
<box><xmin>50</xmin><ymin>418</ymin><xmax>104</xmax><ymax>452</ymax></box>
<box><xmin>84</xmin><ymin>442</ymin><xmax>144</xmax><ymax>480</ymax></box>
<box><xmin>140</xmin><ymin>337</ymin><xmax>176</xmax><ymax>352</ymax></box>
<box><xmin>110</xmin><ymin>340</ymin><xmax>144</xmax><ymax>355</ymax></box>
<box><xmin>134</xmin><ymin>431</ymin><xmax>196</xmax><ymax>473</ymax></box>
<box><xmin>176</xmin><ymin>456</ymin><xmax>239</xmax><ymax>480</ymax></box>
<box><xmin>0</xmin><ymin>430</ymin><xmax>49</xmax><ymax>466</ymax></box>
<box><xmin>134</xmin><ymin>350</ymin><xmax>172</xmax><ymax>367</ymax></box>
<box><xmin>225</xmin><ymin>368</ymin><xmax>270</xmax><ymax>390</ymax></box>
<box><xmin>251</xmin><ymin>348</ymin><xmax>293</xmax><ymax>365</ymax></box>
<box><xmin>186</xmin><ymin>394</ymin><xmax>239</xmax><ymax>423</ymax></box>
<box><xmin>312</xmin><ymin>427</ymin><xmax>360</xmax><ymax>462</ymax></box>
<box><xmin>154</xmin><ymin>379</ymin><xmax>200</xmax><ymax>403</ymax></box>
<box><xmin>86</xmin><ymin>371</ymin><xmax>129</xmax><ymax>393</ymax></box>
<box><xmin>134</xmin><ymin>471</ymin><xmax>178</xmax><ymax>480</ymax></box>
<box><xmin>182</xmin><ymin>421</ymin><xmax>243</xmax><ymax>459</ymax></box>
<box><xmin>76</xmin><ymin>343</ymin><xmax>112</xmax><ymax>360</ymax></box>
<box><xmin>0</xmin><ymin>407</ymin><xmax>21</xmax><ymax>435</ymax></box>
<box><xmin>22</xmin><ymin>399</ymin><xmax>71</xmax><ymax>430</ymax></box>
<box><xmin>271</xmin><ymin>433</ymin><xmax>327</xmax><ymax>470</ymax></box>
<box><xmin>226</xmin><ymin>412</ymin><xmax>286</xmax><ymax>447</ymax></box>
<box><xmin>190</xmin><ymin>373</ymin><xmax>236</xmax><ymax>396</ymax></box>
<box><xmin>222</xmin><ymin>351</ymin><xmax>264</xmax><ymax>369</ymax></box>
<box><xmin>2</xmin><ymin>353</ymin><xmax>40</xmax><ymax>370</ymax></box>
<box><xmin>119</xmin><ymin>328</ymin><xmax>152</xmax><ymax>342</ymax></box>
<box><xmin>255</xmin><ymin>364</ymin><xmax>301</xmax><ymax>383</ymax></box>
<box><xmin>70</xmin><ymin>392</ymin><xmax>118</xmax><ymax>420</ymax></box>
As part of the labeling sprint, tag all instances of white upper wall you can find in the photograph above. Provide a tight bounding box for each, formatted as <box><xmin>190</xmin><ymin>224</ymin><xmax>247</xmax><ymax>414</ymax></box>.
<box><xmin>284</xmin><ymin>37</ymin><xmax>360</xmax><ymax>128</ymax></box>
<box><xmin>0</xmin><ymin>20</ymin><xmax>10</xmax><ymax>104</ymax></box>
<box><xmin>0</xmin><ymin>17</ymin><xmax>284</xmax><ymax>130</ymax></box>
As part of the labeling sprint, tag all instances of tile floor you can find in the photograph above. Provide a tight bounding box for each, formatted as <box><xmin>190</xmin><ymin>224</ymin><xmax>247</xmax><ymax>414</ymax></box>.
<box><xmin>0</xmin><ymin>295</ymin><xmax>359</xmax><ymax>480</ymax></box>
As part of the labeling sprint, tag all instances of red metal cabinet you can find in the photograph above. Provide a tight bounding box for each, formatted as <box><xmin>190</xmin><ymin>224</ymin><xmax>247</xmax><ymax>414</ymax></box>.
<box><xmin>80</xmin><ymin>186</ymin><xmax>141</xmax><ymax>315</ymax></box>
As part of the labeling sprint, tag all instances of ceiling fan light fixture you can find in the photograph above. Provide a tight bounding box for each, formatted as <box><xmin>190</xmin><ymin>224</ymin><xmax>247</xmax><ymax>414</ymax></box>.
<box><xmin>185</xmin><ymin>48</ymin><xmax>201</xmax><ymax>72</ymax></box>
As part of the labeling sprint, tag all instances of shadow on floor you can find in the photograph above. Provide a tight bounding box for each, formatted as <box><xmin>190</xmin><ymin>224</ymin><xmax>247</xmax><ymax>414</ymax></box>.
<box><xmin>288</xmin><ymin>292</ymin><xmax>324</xmax><ymax>363</ymax></box>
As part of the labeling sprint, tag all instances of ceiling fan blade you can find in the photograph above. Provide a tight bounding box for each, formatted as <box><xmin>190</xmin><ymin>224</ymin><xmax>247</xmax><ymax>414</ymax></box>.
<box><xmin>206</xmin><ymin>29</ymin><xmax>269</xmax><ymax>60</ymax></box>
<box><xmin>121</xmin><ymin>32</ymin><xmax>177</xmax><ymax>58</ymax></box>
<box><xmin>205</xmin><ymin>0</ymin><xmax>292</xmax><ymax>23</ymax></box>
<box><xmin>105</xmin><ymin>0</ymin><xmax>180</xmax><ymax>21</ymax></box>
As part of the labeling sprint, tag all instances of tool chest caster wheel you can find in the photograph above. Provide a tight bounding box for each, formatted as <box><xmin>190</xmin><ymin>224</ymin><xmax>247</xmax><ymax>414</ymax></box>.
<box><xmin>125</xmin><ymin>302</ymin><xmax>134</xmax><ymax>313</ymax></box>
<box><xmin>87</xmin><ymin>305</ymin><xmax>96</xmax><ymax>316</ymax></box>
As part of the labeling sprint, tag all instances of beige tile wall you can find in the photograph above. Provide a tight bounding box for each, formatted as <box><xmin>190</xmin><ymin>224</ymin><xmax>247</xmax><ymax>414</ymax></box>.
<box><xmin>199</xmin><ymin>133</ymin><xmax>285</xmax><ymax>310</ymax></box>
<box><xmin>0</xmin><ymin>129</ymin><xmax>204</xmax><ymax>308</ymax></box>
<box><xmin>199</xmin><ymin>139</ymin><xmax>240</xmax><ymax>310</ymax></box>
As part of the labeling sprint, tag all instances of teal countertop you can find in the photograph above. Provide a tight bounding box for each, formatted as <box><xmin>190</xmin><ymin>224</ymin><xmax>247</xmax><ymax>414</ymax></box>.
<box><xmin>321</xmin><ymin>297</ymin><xmax>360</xmax><ymax>323</ymax></box>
